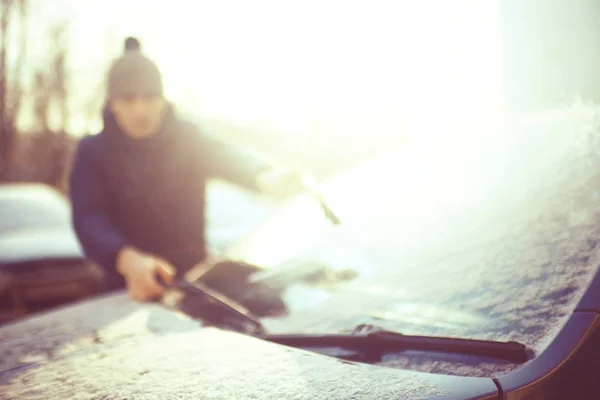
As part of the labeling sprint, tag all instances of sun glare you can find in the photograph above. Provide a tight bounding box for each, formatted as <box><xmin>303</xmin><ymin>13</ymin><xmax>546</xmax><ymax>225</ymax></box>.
<box><xmin>153</xmin><ymin>0</ymin><xmax>505</xmax><ymax>141</ymax></box>
<box><xmin>22</xmin><ymin>0</ymin><xmax>505</xmax><ymax>140</ymax></box>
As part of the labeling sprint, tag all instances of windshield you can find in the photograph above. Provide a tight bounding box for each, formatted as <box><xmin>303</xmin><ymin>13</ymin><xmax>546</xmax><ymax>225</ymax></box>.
<box><xmin>5</xmin><ymin>0</ymin><xmax>600</xmax><ymax>380</ymax></box>
<box><xmin>0</xmin><ymin>185</ymin><xmax>72</xmax><ymax>235</ymax></box>
<box><xmin>225</xmin><ymin>116</ymin><xmax>600</xmax><ymax>357</ymax></box>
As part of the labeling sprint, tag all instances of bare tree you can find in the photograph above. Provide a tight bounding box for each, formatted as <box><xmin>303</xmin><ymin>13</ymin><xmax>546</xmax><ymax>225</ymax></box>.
<box><xmin>9</xmin><ymin>0</ymin><xmax>26</xmax><ymax>126</ymax></box>
<box><xmin>31</xmin><ymin>22</ymin><xmax>69</xmax><ymax>132</ymax></box>
<box><xmin>32</xmin><ymin>72</ymin><xmax>50</xmax><ymax>132</ymax></box>
<box><xmin>0</xmin><ymin>0</ymin><xmax>27</xmax><ymax>180</ymax></box>
<box><xmin>0</xmin><ymin>2</ymin><xmax>106</xmax><ymax>191</ymax></box>
<box><xmin>49</xmin><ymin>23</ymin><xmax>69</xmax><ymax>131</ymax></box>
<box><xmin>0</xmin><ymin>0</ymin><xmax>15</xmax><ymax>180</ymax></box>
<box><xmin>80</xmin><ymin>27</ymin><xmax>117</xmax><ymax>134</ymax></box>
<box><xmin>27</xmin><ymin>20</ymin><xmax>71</xmax><ymax>189</ymax></box>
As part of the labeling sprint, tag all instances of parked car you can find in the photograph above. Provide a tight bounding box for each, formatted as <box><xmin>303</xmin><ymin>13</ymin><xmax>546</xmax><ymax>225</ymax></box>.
<box><xmin>0</xmin><ymin>183</ymin><xmax>103</xmax><ymax>324</ymax></box>
<box><xmin>2</xmin><ymin>111</ymin><xmax>600</xmax><ymax>399</ymax></box>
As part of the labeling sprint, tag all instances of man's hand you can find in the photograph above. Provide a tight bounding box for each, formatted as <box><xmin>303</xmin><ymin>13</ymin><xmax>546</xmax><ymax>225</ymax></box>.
<box><xmin>116</xmin><ymin>246</ymin><xmax>175</xmax><ymax>302</ymax></box>
<box><xmin>256</xmin><ymin>167</ymin><xmax>310</xmax><ymax>200</ymax></box>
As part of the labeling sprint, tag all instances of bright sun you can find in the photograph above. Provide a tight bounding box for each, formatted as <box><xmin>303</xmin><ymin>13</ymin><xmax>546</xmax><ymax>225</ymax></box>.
<box><xmin>34</xmin><ymin>0</ymin><xmax>504</xmax><ymax>138</ymax></box>
<box><xmin>151</xmin><ymin>0</ymin><xmax>504</xmax><ymax>139</ymax></box>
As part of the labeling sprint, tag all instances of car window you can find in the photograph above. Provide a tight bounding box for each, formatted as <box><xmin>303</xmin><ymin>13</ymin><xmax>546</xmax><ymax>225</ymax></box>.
<box><xmin>0</xmin><ymin>186</ymin><xmax>72</xmax><ymax>234</ymax></box>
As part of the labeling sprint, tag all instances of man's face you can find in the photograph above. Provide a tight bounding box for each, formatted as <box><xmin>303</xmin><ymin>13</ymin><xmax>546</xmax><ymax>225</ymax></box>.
<box><xmin>109</xmin><ymin>95</ymin><xmax>166</xmax><ymax>139</ymax></box>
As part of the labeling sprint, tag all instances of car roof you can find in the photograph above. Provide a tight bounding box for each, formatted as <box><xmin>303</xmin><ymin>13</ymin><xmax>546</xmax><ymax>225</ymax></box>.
<box><xmin>0</xmin><ymin>183</ymin><xmax>68</xmax><ymax>204</ymax></box>
<box><xmin>0</xmin><ymin>184</ymin><xmax>71</xmax><ymax>234</ymax></box>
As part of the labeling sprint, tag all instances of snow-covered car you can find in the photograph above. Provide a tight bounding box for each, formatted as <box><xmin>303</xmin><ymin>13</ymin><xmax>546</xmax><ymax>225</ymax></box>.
<box><xmin>0</xmin><ymin>184</ymin><xmax>103</xmax><ymax>324</ymax></box>
<box><xmin>2</xmin><ymin>112</ymin><xmax>600</xmax><ymax>399</ymax></box>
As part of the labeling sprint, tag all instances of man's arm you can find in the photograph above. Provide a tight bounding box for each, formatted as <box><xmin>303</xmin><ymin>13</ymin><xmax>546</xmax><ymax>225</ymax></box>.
<box><xmin>187</xmin><ymin>122</ymin><xmax>310</xmax><ymax>198</ymax></box>
<box><xmin>194</xmin><ymin>130</ymin><xmax>273</xmax><ymax>191</ymax></box>
<box><xmin>69</xmin><ymin>138</ymin><xmax>127</xmax><ymax>276</ymax></box>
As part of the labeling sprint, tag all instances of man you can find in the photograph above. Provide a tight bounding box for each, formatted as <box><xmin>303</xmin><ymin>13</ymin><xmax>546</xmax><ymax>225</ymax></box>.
<box><xmin>70</xmin><ymin>37</ymin><xmax>306</xmax><ymax>302</ymax></box>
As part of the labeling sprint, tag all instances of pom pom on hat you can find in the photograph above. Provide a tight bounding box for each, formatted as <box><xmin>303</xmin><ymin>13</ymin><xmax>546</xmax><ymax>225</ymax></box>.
<box><xmin>124</xmin><ymin>37</ymin><xmax>141</xmax><ymax>53</ymax></box>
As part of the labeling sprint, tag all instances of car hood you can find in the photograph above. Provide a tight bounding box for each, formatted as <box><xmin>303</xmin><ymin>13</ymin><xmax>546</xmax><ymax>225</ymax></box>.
<box><xmin>0</xmin><ymin>227</ymin><xmax>84</xmax><ymax>265</ymax></box>
<box><xmin>0</xmin><ymin>292</ymin><xmax>500</xmax><ymax>399</ymax></box>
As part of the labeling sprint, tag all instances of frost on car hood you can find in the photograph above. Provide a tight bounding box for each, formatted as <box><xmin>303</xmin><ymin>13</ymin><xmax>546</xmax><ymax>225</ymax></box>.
<box><xmin>0</xmin><ymin>293</ymin><xmax>497</xmax><ymax>400</ymax></box>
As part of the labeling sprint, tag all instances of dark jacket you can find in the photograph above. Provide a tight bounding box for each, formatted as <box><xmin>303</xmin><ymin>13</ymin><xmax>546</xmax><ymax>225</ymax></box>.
<box><xmin>69</xmin><ymin>105</ymin><xmax>271</xmax><ymax>290</ymax></box>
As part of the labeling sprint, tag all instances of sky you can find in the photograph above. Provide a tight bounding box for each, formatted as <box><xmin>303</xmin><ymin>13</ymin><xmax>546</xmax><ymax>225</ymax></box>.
<box><xmin>15</xmin><ymin>0</ymin><xmax>504</xmax><ymax>137</ymax></box>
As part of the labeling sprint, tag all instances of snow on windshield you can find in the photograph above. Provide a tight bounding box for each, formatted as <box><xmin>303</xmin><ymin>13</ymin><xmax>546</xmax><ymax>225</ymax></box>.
<box><xmin>237</xmin><ymin>106</ymin><xmax>600</xmax><ymax>377</ymax></box>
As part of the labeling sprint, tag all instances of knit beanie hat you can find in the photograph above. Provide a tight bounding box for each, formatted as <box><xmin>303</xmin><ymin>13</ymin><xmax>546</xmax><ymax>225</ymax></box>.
<box><xmin>107</xmin><ymin>37</ymin><xmax>164</xmax><ymax>100</ymax></box>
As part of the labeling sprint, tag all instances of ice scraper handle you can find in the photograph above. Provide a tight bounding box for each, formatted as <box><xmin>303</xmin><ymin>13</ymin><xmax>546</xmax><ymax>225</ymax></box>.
<box><xmin>301</xmin><ymin>175</ymin><xmax>342</xmax><ymax>226</ymax></box>
<box><xmin>159</xmin><ymin>277</ymin><xmax>267</xmax><ymax>335</ymax></box>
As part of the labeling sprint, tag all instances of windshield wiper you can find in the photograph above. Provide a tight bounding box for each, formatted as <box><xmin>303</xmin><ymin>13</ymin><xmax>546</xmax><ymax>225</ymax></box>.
<box><xmin>256</xmin><ymin>324</ymin><xmax>531</xmax><ymax>364</ymax></box>
<box><xmin>166</xmin><ymin>282</ymin><xmax>530</xmax><ymax>364</ymax></box>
